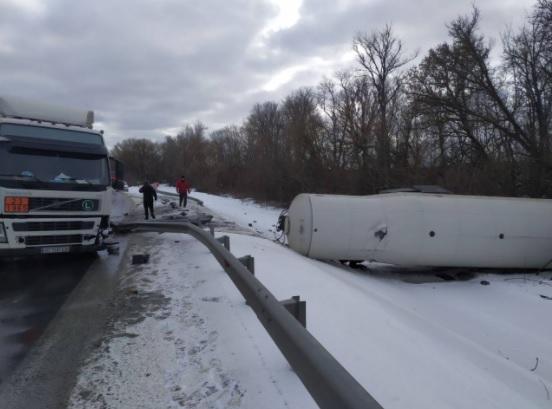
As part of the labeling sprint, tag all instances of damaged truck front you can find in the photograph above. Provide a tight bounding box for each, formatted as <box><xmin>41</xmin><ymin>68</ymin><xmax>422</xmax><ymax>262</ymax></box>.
<box><xmin>0</xmin><ymin>96</ymin><xmax>113</xmax><ymax>256</ymax></box>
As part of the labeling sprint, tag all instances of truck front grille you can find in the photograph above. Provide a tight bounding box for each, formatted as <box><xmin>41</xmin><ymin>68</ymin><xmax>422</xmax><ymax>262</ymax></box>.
<box><xmin>29</xmin><ymin>198</ymin><xmax>100</xmax><ymax>212</ymax></box>
<box><xmin>13</xmin><ymin>221</ymin><xmax>95</xmax><ymax>232</ymax></box>
<box><xmin>25</xmin><ymin>234</ymin><xmax>83</xmax><ymax>246</ymax></box>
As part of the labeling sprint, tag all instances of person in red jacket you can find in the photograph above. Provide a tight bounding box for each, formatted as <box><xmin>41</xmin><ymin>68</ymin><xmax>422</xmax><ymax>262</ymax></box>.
<box><xmin>175</xmin><ymin>175</ymin><xmax>191</xmax><ymax>207</ymax></box>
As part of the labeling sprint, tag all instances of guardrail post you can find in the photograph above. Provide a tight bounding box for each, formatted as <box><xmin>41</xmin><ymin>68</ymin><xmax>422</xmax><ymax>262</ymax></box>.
<box><xmin>238</xmin><ymin>255</ymin><xmax>255</xmax><ymax>275</ymax></box>
<box><xmin>239</xmin><ymin>255</ymin><xmax>255</xmax><ymax>306</ymax></box>
<box><xmin>216</xmin><ymin>235</ymin><xmax>230</xmax><ymax>251</ymax></box>
<box><xmin>209</xmin><ymin>224</ymin><xmax>215</xmax><ymax>237</ymax></box>
<box><xmin>280</xmin><ymin>295</ymin><xmax>306</xmax><ymax>328</ymax></box>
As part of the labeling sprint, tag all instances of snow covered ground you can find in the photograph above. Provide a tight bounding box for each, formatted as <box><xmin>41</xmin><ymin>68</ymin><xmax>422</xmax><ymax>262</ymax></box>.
<box><xmin>153</xmin><ymin>185</ymin><xmax>283</xmax><ymax>238</ymax></box>
<box><xmin>189</xmin><ymin>191</ymin><xmax>282</xmax><ymax>239</ymax></box>
<box><xmin>76</xmin><ymin>189</ymin><xmax>552</xmax><ymax>409</ymax></box>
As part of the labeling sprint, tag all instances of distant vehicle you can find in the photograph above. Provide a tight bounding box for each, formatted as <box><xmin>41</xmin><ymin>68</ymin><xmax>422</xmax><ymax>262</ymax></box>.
<box><xmin>285</xmin><ymin>192</ymin><xmax>552</xmax><ymax>269</ymax></box>
<box><xmin>0</xmin><ymin>95</ymin><xmax>115</xmax><ymax>256</ymax></box>
<box><xmin>109</xmin><ymin>156</ymin><xmax>127</xmax><ymax>191</ymax></box>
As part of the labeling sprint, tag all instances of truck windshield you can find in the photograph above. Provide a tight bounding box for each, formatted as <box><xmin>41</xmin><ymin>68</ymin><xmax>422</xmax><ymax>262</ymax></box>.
<box><xmin>0</xmin><ymin>123</ymin><xmax>109</xmax><ymax>191</ymax></box>
<box><xmin>0</xmin><ymin>146</ymin><xmax>109</xmax><ymax>191</ymax></box>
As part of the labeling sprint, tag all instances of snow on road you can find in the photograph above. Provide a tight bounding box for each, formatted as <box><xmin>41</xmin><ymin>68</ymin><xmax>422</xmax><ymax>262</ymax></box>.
<box><xmin>82</xmin><ymin>189</ymin><xmax>552</xmax><ymax>408</ymax></box>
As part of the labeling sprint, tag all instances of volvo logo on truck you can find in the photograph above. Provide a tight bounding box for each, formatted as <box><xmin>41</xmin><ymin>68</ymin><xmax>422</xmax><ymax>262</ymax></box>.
<box><xmin>0</xmin><ymin>95</ymin><xmax>112</xmax><ymax>256</ymax></box>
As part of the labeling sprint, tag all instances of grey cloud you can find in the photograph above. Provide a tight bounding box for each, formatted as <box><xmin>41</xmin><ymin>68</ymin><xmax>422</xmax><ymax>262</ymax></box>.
<box><xmin>0</xmin><ymin>0</ymin><xmax>276</xmax><ymax>144</ymax></box>
<box><xmin>0</xmin><ymin>0</ymin><xmax>536</xmax><ymax>147</ymax></box>
<box><xmin>268</xmin><ymin>0</ymin><xmax>534</xmax><ymax>63</ymax></box>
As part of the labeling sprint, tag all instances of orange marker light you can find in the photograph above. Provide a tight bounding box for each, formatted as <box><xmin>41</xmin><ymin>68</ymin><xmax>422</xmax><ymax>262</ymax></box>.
<box><xmin>4</xmin><ymin>196</ymin><xmax>29</xmax><ymax>213</ymax></box>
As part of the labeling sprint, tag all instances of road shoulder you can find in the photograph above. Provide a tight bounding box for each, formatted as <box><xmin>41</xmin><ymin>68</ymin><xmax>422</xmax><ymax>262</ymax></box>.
<box><xmin>0</xmin><ymin>237</ymin><xmax>130</xmax><ymax>409</ymax></box>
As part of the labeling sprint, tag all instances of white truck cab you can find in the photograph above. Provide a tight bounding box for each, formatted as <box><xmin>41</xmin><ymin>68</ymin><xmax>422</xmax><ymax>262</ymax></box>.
<box><xmin>0</xmin><ymin>96</ymin><xmax>112</xmax><ymax>256</ymax></box>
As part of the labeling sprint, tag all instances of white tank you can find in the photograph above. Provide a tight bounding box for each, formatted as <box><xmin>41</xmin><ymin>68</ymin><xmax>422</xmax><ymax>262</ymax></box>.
<box><xmin>285</xmin><ymin>193</ymin><xmax>552</xmax><ymax>269</ymax></box>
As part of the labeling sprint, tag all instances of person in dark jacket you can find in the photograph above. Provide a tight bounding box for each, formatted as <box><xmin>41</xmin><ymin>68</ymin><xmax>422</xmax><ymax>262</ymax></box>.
<box><xmin>139</xmin><ymin>181</ymin><xmax>157</xmax><ymax>220</ymax></box>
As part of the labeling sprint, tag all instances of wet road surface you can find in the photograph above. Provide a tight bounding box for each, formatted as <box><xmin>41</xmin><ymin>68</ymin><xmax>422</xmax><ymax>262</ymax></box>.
<box><xmin>0</xmin><ymin>253</ymin><xmax>96</xmax><ymax>384</ymax></box>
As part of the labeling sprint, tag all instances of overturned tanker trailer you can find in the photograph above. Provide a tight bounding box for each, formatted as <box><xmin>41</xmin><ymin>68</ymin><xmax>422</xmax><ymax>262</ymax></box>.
<box><xmin>284</xmin><ymin>192</ymin><xmax>552</xmax><ymax>269</ymax></box>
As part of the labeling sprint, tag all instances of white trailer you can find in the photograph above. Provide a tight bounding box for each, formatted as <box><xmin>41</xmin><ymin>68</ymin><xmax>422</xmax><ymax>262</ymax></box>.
<box><xmin>285</xmin><ymin>192</ymin><xmax>552</xmax><ymax>269</ymax></box>
<box><xmin>0</xmin><ymin>95</ymin><xmax>112</xmax><ymax>256</ymax></box>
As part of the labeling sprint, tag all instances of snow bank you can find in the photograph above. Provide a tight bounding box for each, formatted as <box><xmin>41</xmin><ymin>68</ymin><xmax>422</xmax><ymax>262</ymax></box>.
<box><xmin>189</xmin><ymin>191</ymin><xmax>283</xmax><ymax>238</ymax></box>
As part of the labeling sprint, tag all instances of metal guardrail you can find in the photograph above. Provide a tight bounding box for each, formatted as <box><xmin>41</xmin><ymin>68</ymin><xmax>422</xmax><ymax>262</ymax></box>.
<box><xmin>113</xmin><ymin>222</ymin><xmax>384</xmax><ymax>409</ymax></box>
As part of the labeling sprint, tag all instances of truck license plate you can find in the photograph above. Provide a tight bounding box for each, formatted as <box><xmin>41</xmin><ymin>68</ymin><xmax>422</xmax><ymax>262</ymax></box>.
<box><xmin>41</xmin><ymin>246</ymin><xmax>70</xmax><ymax>254</ymax></box>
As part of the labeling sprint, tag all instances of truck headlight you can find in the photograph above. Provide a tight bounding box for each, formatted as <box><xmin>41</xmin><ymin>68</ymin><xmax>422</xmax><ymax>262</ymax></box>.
<box><xmin>0</xmin><ymin>223</ymin><xmax>7</xmax><ymax>243</ymax></box>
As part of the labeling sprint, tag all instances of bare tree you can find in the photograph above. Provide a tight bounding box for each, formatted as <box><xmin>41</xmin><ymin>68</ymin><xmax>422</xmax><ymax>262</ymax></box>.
<box><xmin>209</xmin><ymin>126</ymin><xmax>246</xmax><ymax>192</ymax></box>
<box><xmin>243</xmin><ymin>101</ymin><xmax>285</xmax><ymax>200</ymax></box>
<box><xmin>112</xmin><ymin>138</ymin><xmax>161</xmax><ymax>184</ymax></box>
<box><xmin>280</xmin><ymin>88</ymin><xmax>325</xmax><ymax>196</ymax></box>
<box><xmin>113</xmin><ymin>2</ymin><xmax>552</xmax><ymax>201</ymax></box>
<box><xmin>503</xmin><ymin>0</ymin><xmax>552</xmax><ymax>193</ymax></box>
<box><xmin>354</xmin><ymin>25</ymin><xmax>416</xmax><ymax>187</ymax></box>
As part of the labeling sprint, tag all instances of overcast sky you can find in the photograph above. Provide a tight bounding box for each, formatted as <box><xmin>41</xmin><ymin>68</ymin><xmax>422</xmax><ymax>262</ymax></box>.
<box><xmin>0</xmin><ymin>0</ymin><xmax>535</xmax><ymax>147</ymax></box>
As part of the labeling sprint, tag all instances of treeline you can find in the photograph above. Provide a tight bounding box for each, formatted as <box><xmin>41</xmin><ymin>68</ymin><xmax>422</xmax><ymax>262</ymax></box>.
<box><xmin>113</xmin><ymin>1</ymin><xmax>552</xmax><ymax>204</ymax></box>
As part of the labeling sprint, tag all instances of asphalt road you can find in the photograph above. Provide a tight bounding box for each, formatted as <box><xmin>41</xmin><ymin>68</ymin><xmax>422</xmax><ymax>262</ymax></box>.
<box><xmin>0</xmin><ymin>253</ymin><xmax>96</xmax><ymax>384</ymax></box>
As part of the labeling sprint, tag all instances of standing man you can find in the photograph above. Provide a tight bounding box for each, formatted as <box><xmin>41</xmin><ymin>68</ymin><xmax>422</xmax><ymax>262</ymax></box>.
<box><xmin>139</xmin><ymin>181</ymin><xmax>157</xmax><ymax>220</ymax></box>
<box><xmin>176</xmin><ymin>175</ymin><xmax>191</xmax><ymax>207</ymax></box>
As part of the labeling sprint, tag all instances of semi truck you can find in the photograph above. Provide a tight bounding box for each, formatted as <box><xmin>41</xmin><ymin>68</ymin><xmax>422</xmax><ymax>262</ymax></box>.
<box><xmin>0</xmin><ymin>95</ymin><xmax>113</xmax><ymax>256</ymax></box>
